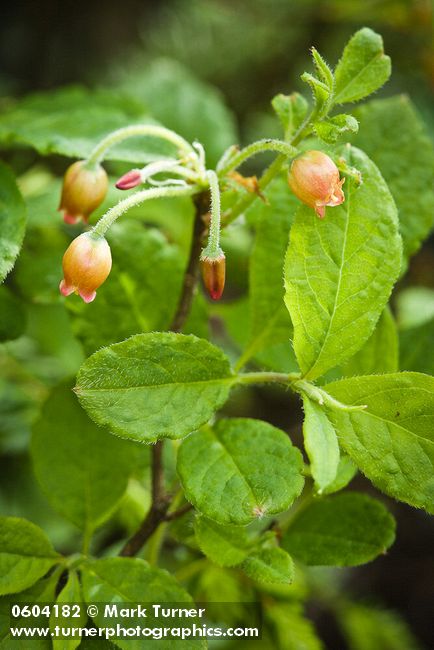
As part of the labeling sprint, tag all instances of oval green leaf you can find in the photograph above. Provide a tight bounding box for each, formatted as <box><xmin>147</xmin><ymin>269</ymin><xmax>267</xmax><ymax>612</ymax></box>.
<box><xmin>0</xmin><ymin>87</ymin><xmax>172</xmax><ymax>163</ymax></box>
<box><xmin>51</xmin><ymin>571</ymin><xmax>86</xmax><ymax>650</ymax></box>
<box><xmin>334</xmin><ymin>28</ymin><xmax>391</xmax><ymax>104</ymax></box>
<box><xmin>0</xmin><ymin>162</ymin><xmax>26</xmax><ymax>284</ymax></box>
<box><xmin>0</xmin><ymin>517</ymin><xmax>59</xmax><ymax>596</ymax></box>
<box><xmin>81</xmin><ymin>558</ymin><xmax>205</xmax><ymax>650</ymax></box>
<box><xmin>352</xmin><ymin>95</ymin><xmax>434</xmax><ymax>260</ymax></box>
<box><xmin>242</xmin><ymin>547</ymin><xmax>294</xmax><ymax>585</ymax></box>
<box><xmin>302</xmin><ymin>397</ymin><xmax>340</xmax><ymax>494</ymax></box>
<box><xmin>195</xmin><ymin>516</ymin><xmax>251</xmax><ymax>567</ymax></box>
<box><xmin>76</xmin><ymin>333</ymin><xmax>233</xmax><ymax>443</ymax></box>
<box><xmin>284</xmin><ymin>146</ymin><xmax>402</xmax><ymax>380</ymax></box>
<box><xmin>325</xmin><ymin>372</ymin><xmax>434</xmax><ymax>513</ymax></box>
<box><xmin>282</xmin><ymin>492</ymin><xmax>395</xmax><ymax>566</ymax></box>
<box><xmin>177</xmin><ymin>418</ymin><xmax>304</xmax><ymax>525</ymax></box>
<box><xmin>32</xmin><ymin>385</ymin><xmax>142</xmax><ymax>532</ymax></box>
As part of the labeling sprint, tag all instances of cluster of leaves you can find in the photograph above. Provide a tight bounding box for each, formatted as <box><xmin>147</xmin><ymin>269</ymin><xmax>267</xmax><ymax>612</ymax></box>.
<box><xmin>0</xmin><ymin>27</ymin><xmax>433</xmax><ymax>649</ymax></box>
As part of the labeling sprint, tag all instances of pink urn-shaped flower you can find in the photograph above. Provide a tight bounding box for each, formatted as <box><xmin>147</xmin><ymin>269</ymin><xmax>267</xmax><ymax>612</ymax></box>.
<box><xmin>59</xmin><ymin>232</ymin><xmax>112</xmax><ymax>303</ymax></box>
<box><xmin>288</xmin><ymin>150</ymin><xmax>345</xmax><ymax>219</ymax></box>
<box><xmin>58</xmin><ymin>161</ymin><xmax>108</xmax><ymax>225</ymax></box>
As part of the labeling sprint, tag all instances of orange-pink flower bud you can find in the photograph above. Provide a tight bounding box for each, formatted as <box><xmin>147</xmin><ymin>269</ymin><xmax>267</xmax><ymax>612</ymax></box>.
<box><xmin>59</xmin><ymin>232</ymin><xmax>112</xmax><ymax>303</ymax></box>
<box><xmin>115</xmin><ymin>169</ymin><xmax>142</xmax><ymax>190</ymax></box>
<box><xmin>288</xmin><ymin>150</ymin><xmax>345</xmax><ymax>219</ymax></box>
<box><xmin>58</xmin><ymin>161</ymin><xmax>108</xmax><ymax>225</ymax></box>
<box><xmin>201</xmin><ymin>253</ymin><xmax>226</xmax><ymax>301</ymax></box>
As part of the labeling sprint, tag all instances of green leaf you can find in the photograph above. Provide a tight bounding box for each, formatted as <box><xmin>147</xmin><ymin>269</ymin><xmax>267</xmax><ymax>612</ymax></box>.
<box><xmin>266</xmin><ymin>602</ymin><xmax>324</xmax><ymax>650</ymax></box>
<box><xmin>352</xmin><ymin>96</ymin><xmax>434</xmax><ymax>259</ymax></box>
<box><xmin>301</xmin><ymin>73</ymin><xmax>330</xmax><ymax>112</ymax></box>
<box><xmin>81</xmin><ymin>557</ymin><xmax>204</xmax><ymax>650</ymax></box>
<box><xmin>32</xmin><ymin>384</ymin><xmax>142</xmax><ymax>532</ymax></box>
<box><xmin>271</xmin><ymin>93</ymin><xmax>309</xmax><ymax>139</ymax></box>
<box><xmin>11</xmin><ymin>303</ymin><xmax>84</xmax><ymax>383</ymax></box>
<box><xmin>242</xmin><ymin>547</ymin><xmax>294</xmax><ymax>584</ymax></box>
<box><xmin>177</xmin><ymin>418</ymin><xmax>304</xmax><ymax>525</ymax></box>
<box><xmin>0</xmin><ymin>517</ymin><xmax>59</xmax><ymax>595</ymax></box>
<box><xmin>0</xmin><ymin>161</ymin><xmax>26</xmax><ymax>284</ymax></box>
<box><xmin>82</xmin><ymin>558</ymin><xmax>192</xmax><ymax>603</ymax></box>
<box><xmin>302</xmin><ymin>397</ymin><xmax>340</xmax><ymax>494</ymax></box>
<box><xmin>284</xmin><ymin>146</ymin><xmax>402</xmax><ymax>380</ymax></box>
<box><xmin>338</xmin><ymin>602</ymin><xmax>423</xmax><ymax>650</ymax></box>
<box><xmin>51</xmin><ymin>571</ymin><xmax>86</xmax><ymax>650</ymax></box>
<box><xmin>322</xmin><ymin>455</ymin><xmax>357</xmax><ymax>495</ymax></box>
<box><xmin>240</xmin><ymin>175</ymin><xmax>298</xmax><ymax>369</ymax></box>
<box><xmin>282</xmin><ymin>492</ymin><xmax>395</xmax><ymax>566</ymax></box>
<box><xmin>195</xmin><ymin>516</ymin><xmax>251</xmax><ymax>567</ymax></box>
<box><xmin>333</xmin><ymin>28</ymin><xmax>391</xmax><ymax>104</ymax></box>
<box><xmin>0</xmin><ymin>87</ymin><xmax>172</xmax><ymax>163</ymax></box>
<box><xmin>14</xmin><ymin>183</ymin><xmax>70</xmax><ymax>304</ymax></box>
<box><xmin>314</xmin><ymin>114</ymin><xmax>359</xmax><ymax>144</ymax></box>
<box><xmin>342</xmin><ymin>307</ymin><xmax>398</xmax><ymax>376</ymax></box>
<box><xmin>400</xmin><ymin>319</ymin><xmax>434</xmax><ymax>375</ymax></box>
<box><xmin>311</xmin><ymin>48</ymin><xmax>334</xmax><ymax>89</ymax></box>
<box><xmin>79</xmin><ymin>641</ymin><xmax>120</xmax><ymax>650</ymax></box>
<box><xmin>325</xmin><ymin>373</ymin><xmax>434</xmax><ymax>512</ymax></box>
<box><xmin>0</xmin><ymin>572</ymin><xmax>59</xmax><ymax>649</ymax></box>
<box><xmin>0</xmin><ymin>285</ymin><xmax>26</xmax><ymax>342</ymax></box>
<box><xmin>76</xmin><ymin>333</ymin><xmax>233</xmax><ymax>443</ymax></box>
<box><xmin>116</xmin><ymin>59</ymin><xmax>238</xmax><ymax>166</ymax></box>
<box><xmin>70</xmin><ymin>223</ymin><xmax>185</xmax><ymax>355</ymax></box>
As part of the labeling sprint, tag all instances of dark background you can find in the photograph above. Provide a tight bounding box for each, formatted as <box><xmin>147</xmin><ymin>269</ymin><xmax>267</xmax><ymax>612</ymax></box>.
<box><xmin>1</xmin><ymin>1</ymin><xmax>433</xmax><ymax>648</ymax></box>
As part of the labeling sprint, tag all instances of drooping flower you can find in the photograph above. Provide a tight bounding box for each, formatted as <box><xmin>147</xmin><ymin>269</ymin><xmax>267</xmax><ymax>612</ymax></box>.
<box><xmin>288</xmin><ymin>150</ymin><xmax>345</xmax><ymax>219</ymax></box>
<box><xmin>59</xmin><ymin>232</ymin><xmax>112</xmax><ymax>303</ymax></box>
<box><xmin>58</xmin><ymin>161</ymin><xmax>108</xmax><ymax>224</ymax></box>
<box><xmin>201</xmin><ymin>252</ymin><xmax>226</xmax><ymax>301</ymax></box>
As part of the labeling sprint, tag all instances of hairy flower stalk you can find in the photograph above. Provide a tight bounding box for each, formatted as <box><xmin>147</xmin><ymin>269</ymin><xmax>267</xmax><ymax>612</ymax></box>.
<box><xmin>92</xmin><ymin>185</ymin><xmax>198</xmax><ymax>238</ymax></box>
<box><xmin>288</xmin><ymin>150</ymin><xmax>345</xmax><ymax>218</ymax></box>
<box><xmin>85</xmin><ymin>124</ymin><xmax>196</xmax><ymax>168</ymax></box>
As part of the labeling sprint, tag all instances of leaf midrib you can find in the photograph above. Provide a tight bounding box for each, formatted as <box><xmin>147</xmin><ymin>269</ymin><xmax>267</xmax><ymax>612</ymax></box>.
<box><xmin>303</xmin><ymin>185</ymin><xmax>352</xmax><ymax>379</ymax></box>
<box><xmin>76</xmin><ymin>376</ymin><xmax>235</xmax><ymax>394</ymax></box>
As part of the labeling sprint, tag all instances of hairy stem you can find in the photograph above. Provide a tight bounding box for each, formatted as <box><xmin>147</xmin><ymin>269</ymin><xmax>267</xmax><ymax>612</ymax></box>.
<box><xmin>217</xmin><ymin>138</ymin><xmax>297</xmax><ymax>177</ymax></box>
<box><xmin>85</xmin><ymin>124</ymin><xmax>195</xmax><ymax>168</ymax></box>
<box><xmin>201</xmin><ymin>170</ymin><xmax>222</xmax><ymax>257</ymax></box>
<box><xmin>92</xmin><ymin>185</ymin><xmax>197</xmax><ymax>238</ymax></box>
